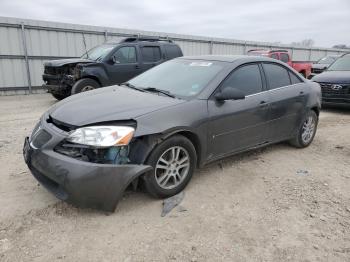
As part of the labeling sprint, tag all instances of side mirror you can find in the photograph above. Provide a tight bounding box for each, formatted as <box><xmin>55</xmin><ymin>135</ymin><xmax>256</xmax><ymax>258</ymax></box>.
<box><xmin>111</xmin><ymin>56</ymin><xmax>120</xmax><ymax>64</ymax></box>
<box><xmin>215</xmin><ymin>87</ymin><xmax>245</xmax><ymax>101</ymax></box>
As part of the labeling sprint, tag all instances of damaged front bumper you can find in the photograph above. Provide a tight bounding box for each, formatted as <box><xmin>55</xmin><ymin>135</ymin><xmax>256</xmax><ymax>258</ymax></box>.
<box><xmin>23</xmin><ymin>116</ymin><xmax>152</xmax><ymax>212</ymax></box>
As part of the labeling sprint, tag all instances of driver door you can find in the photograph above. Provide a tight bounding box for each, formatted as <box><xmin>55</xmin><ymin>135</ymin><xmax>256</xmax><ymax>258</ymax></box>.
<box><xmin>105</xmin><ymin>46</ymin><xmax>141</xmax><ymax>85</ymax></box>
<box><xmin>207</xmin><ymin>63</ymin><xmax>270</xmax><ymax>159</ymax></box>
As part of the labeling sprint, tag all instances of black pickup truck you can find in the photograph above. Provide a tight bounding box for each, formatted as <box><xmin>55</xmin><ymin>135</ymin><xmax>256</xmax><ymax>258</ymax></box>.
<box><xmin>43</xmin><ymin>37</ymin><xmax>183</xmax><ymax>100</ymax></box>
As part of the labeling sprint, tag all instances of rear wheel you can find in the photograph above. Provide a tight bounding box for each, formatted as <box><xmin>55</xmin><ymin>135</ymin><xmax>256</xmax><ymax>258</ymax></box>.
<box><xmin>71</xmin><ymin>78</ymin><xmax>100</xmax><ymax>95</ymax></box>
<box><xmin>143</xmin><ymin>135</ymin><xmax>197</xmax><ymax>198</ymax></box>
<box><xmin>289</xmin><ymin>110</ymin><xmax>318</xmax><ymax>148</ymax></box>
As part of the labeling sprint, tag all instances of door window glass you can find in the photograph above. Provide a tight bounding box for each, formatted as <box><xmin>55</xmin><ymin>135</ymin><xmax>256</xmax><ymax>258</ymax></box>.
<box><xmin>112</xmin><ymin>47</ymin><xmax>136</xmax><ymax>64</ymax></box>
<box><xmin>141</xmin><ymin>46</ymin><xmax>162</xmax><ymax>62</ymax></box>
<box><xmin>221</xmin><ymin>64</ymin><xmax>263</xmax><ymax>96</ymax></box>
<box><xmin>280</xmin><ymin>53</ymin><xmax>289</xmax><ymax>63</ymax></box>
<box><xmin>263</xmin><ymin>63</ymin><xmax>291</xmax><ymax>89</ymax></box>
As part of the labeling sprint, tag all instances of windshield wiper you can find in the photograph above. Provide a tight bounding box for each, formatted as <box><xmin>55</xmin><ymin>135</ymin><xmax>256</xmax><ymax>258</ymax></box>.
<box><xmin>121</xmin><ymin>82</ymin><xmax>145</xmax><ymax>92</ymax></box>
<box><xmin>143</xmin><ymin>87</ymin><xmax>176</xmax><ymax>98</ymax></box>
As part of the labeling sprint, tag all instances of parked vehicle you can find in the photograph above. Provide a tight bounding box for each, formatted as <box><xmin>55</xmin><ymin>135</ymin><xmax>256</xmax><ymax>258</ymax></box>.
<box><xmin>24</xmin><ymin>55</ymin><xmax>321</xmax><ymax>212</ymax></box>
<box><xmin>312</xmin><ymin>53</ymin><xmax>350</xmax><ymax>107</ymax></box>
<box><xmin>42</xmin><ymin>36</ymin><xmax>183</xmax><ymax>100</ymax></box>
<box><xmin>310</xmin><ymin>55</ymin><xmax>341</xmax><ymax>78</ymax></box>
<box><xmin>247</xmin><ymin>49</ymin><xmax>312</xmax><ymax>78</ymax></box>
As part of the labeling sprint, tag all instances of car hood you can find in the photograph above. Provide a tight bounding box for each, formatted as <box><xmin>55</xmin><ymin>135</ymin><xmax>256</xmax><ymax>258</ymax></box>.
<box><xmin>312</xmin><ymin>70</ymin><xmax>350</xmax><ymax>84</ymax></box>
<box><xmin>44</xmin><ymin>58</ymin><xmax>95</xmax><ymax>67</ymax></box>
<box><xmin>48</xmin><ymin>86</ymin><xmax>185</xmax><ymax>126</ymax></box>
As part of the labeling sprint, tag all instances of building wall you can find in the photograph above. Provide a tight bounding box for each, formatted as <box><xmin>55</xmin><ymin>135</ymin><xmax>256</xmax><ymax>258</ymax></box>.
<box><xmin>0</xmin><ymin>16</ymin><xmax>347</xmax><ymax>92</ymax></box>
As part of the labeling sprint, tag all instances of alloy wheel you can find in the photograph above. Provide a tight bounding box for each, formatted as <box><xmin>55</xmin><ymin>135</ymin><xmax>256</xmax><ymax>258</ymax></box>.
<box><xmin>155</xmin><ymin>146</ymin><xmax>190</xmax><ymax>190</ymax></box>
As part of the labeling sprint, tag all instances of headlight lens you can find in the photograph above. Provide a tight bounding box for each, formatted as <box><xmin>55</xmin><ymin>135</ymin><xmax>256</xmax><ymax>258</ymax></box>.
<box><xmin>66</xmin><ymin>126</ymin><xmax>134</xmax><ymax>147</ymax></box>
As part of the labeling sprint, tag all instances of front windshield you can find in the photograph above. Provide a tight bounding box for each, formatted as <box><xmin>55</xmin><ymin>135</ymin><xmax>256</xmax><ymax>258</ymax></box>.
<box><xmin>128</xmin><ymin>59</ymin><xmax>224</xmax><ymax>98</ymax></box>
<box><xmin>81</xmin><ymin>44</ymin><xmax>115</xmax><ymax>61</ymax></box>
<box><xmin>317</xmin><ymin>56</ymin><xmax>336</xmax><ymax>65</ymax></box>
<box><xmin>327</xmin><ymin>55</ymin><xmax>350</xmax><ymax>71</ymax></box>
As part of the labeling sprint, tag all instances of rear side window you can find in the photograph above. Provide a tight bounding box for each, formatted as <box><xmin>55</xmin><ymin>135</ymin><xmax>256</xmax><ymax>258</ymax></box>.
<box><xmin>289</xmin><ymin>71</ymin><xmax>303</xmax><ymax>84</ymax></box>
<box><xmin>221</xmin><ymin>64</ymin><xmax>263</xmax><ymax>96</ymax></box>
<box><xmin>164</xmin><ymin>45</ymin><xmax>183</xmax><ymax>59</ymax></box>
<box><xmin>280</xmin><ymin>53</ymin><xmax>289</xmax><ymax>63</ymax></box>
<box><xmin>141</xmin><ymin>46</ymin><xmax>161</xmax><ymax>62</ymax></box>
<box><xmin>112</xmin><ymin>46</ymin><xmax>136</xmax><ymax>64</ymax></box>
<box><xmin>263</xmin><ymin>63</ymin><xmax>291</xmax><ymax>89</ymax></box>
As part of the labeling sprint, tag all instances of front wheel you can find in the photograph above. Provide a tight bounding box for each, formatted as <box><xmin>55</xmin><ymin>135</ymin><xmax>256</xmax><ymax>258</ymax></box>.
<box><xmin>289</xmin><ymin>110</ymin><xmax>318</xmax><ymax>148</ymax></box>
<box><xmin>71</xmin><ymin>78</ymin><xmax>100</xmax><ymax>95</ymax></box>
<box><xmin>143</xmin><ymin>135</ymin><xmax>197</xmax><ymax>198</ymax></box>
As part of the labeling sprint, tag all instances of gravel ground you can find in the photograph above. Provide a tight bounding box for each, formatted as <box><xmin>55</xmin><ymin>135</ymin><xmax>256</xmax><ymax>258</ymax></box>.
<box><xmin>0</xmin><ymin>93</ymin><xmax>349</xmax><ymax>262</ymax></box>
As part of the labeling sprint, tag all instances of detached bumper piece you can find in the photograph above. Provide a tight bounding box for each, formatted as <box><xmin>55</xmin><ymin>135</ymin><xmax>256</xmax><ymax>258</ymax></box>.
<box><xmin>23</xmin><ymin>116</ymin><xmax>151</xmax><ymax>212</ymax></box>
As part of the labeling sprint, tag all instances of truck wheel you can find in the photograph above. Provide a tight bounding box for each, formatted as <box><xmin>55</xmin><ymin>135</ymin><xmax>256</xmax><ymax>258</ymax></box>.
<box><xmin>143</xmin><ymin>135</ymin><xmax>197</xmax><ymax>198</ymax></box>
<box><xmin>289</xmin><ymin>110</ymin><xmax>318</xmax><ymax>148</ymax></box>
<box><xmin>71</xmin><ymin>78</ymin><xmax>100</xmax><ymax>95</ymax></box>
<box><xmin>51</xmin><ymin>93</ymin><xmax>69</xmax><ymax>100</ymax></box>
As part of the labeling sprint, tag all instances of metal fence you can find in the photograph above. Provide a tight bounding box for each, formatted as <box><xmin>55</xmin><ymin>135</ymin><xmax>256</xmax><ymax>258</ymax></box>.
<box><xmin>0</xmin><ymin>16</ymin><xmax>347</xmax><ymax>94</ymax></box>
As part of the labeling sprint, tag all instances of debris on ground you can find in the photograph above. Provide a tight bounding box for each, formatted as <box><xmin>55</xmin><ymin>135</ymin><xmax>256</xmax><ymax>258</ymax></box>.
<box><xmin>161</xmin><ymin>192</ymin><xmax>185</xmax><ymax>217</ymax></box>
<box><xmin>296</xmin><ymin>170</ymin><xmax>310</xmax><ymax>176</ymax></box>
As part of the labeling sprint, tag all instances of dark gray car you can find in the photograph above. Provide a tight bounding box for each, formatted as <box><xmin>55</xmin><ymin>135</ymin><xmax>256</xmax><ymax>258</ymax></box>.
<box><xmin>23</xmin><ymin>55</ymin><xmax>321</xmax><ymax>212</ymax></box>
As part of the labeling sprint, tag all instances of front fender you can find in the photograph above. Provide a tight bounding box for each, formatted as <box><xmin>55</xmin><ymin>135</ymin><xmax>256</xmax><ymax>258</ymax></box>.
<box><xmin>79</xmin><ymin>64</ymin><xmax>110</xmax><ymax>86</ymax></box>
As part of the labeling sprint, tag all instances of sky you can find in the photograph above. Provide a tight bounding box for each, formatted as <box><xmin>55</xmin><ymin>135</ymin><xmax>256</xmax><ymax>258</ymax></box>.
<box><xmin>0</xmin><ymin>0</ymin><xmax>349</xmax><ymax>48</ymax></box>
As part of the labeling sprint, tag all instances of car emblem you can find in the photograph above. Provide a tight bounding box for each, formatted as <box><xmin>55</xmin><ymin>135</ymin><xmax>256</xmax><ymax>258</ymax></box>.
<box><xmin>331</xmin><ymin>84</ymin><xmax>342</xmax><ymax>90</ymax></box>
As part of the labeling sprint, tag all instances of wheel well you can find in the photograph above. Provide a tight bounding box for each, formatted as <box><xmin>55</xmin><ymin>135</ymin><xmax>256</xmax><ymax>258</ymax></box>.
<box><xmin>81</xmin><ymin>76</ymin><xmax>101</xmax><ymax>87</ymax></box>
<box><xmin>176</xmin><ymin>131</ymin><xmax>201</xmax><ymax>167</ymax></box>
<box><xmin>311</xmin><ymin>106</ymin><xmax>320</xmax><ymax>116</ymax></box>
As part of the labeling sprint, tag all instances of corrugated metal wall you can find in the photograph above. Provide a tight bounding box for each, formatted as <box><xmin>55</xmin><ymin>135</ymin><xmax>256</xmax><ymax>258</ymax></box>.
<box><xmin>0</xmin><ymin>16</ymin><xmax>347</xmax><ymax>92</ymax></box>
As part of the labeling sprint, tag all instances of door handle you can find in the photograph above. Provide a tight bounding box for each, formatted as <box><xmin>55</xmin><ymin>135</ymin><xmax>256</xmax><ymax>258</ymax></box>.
<box><xmin>259</xmin><ymin>101</ymin><xmax>269</xmax><ymax>108</ymax></box>
<box><xmin>135</xmin><ymin>65</ymin><xmax>140</xmax><ymax>69</ymax></box>
<box><xmin>299</xmin><ymin>91</ymin><xmax>304</xmax><ymax>95</ymax></box>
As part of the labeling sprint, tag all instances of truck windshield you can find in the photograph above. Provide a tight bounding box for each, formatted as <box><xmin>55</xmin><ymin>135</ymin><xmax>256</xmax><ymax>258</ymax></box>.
<box><xmin>327</xmin><ymin>56</ymin><xmax>350</xmax><ymax>71</ymax></box>
<box><xmin>81</xmin><ymin>44</ymin><xmax>115</xmax><ymax>61</ymax></box>
<box><xmin>128</xmin><ymin>59</ymin><xmax>224</xmax><ymax>98</ymax></box>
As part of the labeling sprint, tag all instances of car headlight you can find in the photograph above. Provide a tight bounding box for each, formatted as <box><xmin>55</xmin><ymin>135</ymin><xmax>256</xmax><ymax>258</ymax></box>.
<box><xmin>66</xmin><ymin>126</ymin><xmax>134</xmax><ymax>147</ymax></box>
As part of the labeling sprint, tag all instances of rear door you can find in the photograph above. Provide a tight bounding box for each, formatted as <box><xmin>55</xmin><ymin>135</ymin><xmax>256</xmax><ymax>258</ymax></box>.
<box><xmin>139</xmin><ymin>45</ymin><xmax>164</xmax><ymax>72</ymax></box>
<box><xmin>207</xmin><ymin>63</ymin><xmax>270</xmax><ymax>159</ymax></box>
<box><xmin>105</xmin><ymin>46</ymin><xmax>141</xmax><ymax>84</ymax></box>
<box><xmin>261</xmin><ymin>62</ymin><xmax>305</xmax><ymax>141</ymax></box>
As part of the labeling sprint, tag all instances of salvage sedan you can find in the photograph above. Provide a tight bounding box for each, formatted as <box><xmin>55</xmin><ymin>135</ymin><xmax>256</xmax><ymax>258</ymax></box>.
<box><xmin>23</xmin><ymin>55</ymin><xmax>321</xmax><ymax>212</ymax></box>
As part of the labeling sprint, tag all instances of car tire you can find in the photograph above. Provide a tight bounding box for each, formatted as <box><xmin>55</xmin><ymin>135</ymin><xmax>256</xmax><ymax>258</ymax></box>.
<box><xmin>289</xmin><ymin>110</ymin><xmax>318</xmax><ymax>148</ymax></box>
<box><xmin>143</xmin><ymin>135</ymin><xmax>197</xmax><ymax>198</ymax></box>
<box><xmin>51</xmin><ymin>93</ymin><xmax>69</xmax><ymax>100</ymax></box>
<box><xmin>71</xmin><ymin>78</ymin><xmax>100</xmax><ymax>95</ymax></box>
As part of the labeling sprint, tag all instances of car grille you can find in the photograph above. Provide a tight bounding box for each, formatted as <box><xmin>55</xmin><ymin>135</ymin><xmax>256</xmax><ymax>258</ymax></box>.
<box><xmin>319</xmin><ymin>83</ymin><xmax>350</xmax><ymax>95</ymax></box>
<box><xmin>311</xmin><ymin>68</ymin><xmax>324</xmax><ymax>74</ymax></box>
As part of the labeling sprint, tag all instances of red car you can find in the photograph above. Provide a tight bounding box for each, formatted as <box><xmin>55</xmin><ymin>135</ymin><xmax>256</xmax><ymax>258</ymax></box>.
<box><xmin>248</xmin><ymin>49</ymin><xmax>312</xmax><ymax>78</ymax></box>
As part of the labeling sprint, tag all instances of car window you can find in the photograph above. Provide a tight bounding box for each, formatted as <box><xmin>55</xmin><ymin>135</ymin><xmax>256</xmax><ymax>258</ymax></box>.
<box><xmin>270</xmin><ymin>53</ymin><xmax>278</xmax><ymax>59</ymax></box>
<box><xmin>221</xmin><ymin>64</ymin><xmax>263</xmax><ymax>96</ymax></box>
<box><xmin>280</xmin><ymin>53</ymin><xmax>289</xmax><ymax>63</ymax></box>
<box><xmin>164</xmin><ymin>45</ymin><xmax>182</xmax><ymax>59</ymax></box>
<box><xmin>289</xmin><ymin>71</ymin><xmax>303</xmax><ymax>84</ymax></box>
<box><xmin>112</xmin><ymin>47</ymin><xmax>136</xmax><ymax>64</ymax></box>
<box><xmin>263</xmin><ymin>63</ymin><xmax>291</xmax><ymax>89</ymax></box>
<box><xmin>141</xmin><ymin>46</ymin><xmax>162</xmax><ymax>62</ymax></box>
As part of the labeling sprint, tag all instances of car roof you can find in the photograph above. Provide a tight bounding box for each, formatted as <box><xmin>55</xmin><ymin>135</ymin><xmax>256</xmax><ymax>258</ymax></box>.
<box><xmin>178</xmin><ymin>55</ymin><xmax>277</xmax><ymax>63</ymax></box>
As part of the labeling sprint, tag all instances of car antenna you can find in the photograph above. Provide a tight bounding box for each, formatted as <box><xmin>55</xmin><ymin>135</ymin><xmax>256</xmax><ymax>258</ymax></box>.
<box><xmin>82</xmin><ymin>33</ymin><xmax>89</xmax><ymax>59</ymax></box>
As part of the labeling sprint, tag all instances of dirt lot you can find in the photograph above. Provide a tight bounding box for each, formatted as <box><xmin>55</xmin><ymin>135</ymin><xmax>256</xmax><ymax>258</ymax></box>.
<box><xmin>0</xmin><ymin>94</ymin><xmax>349</xmax><ymax>262</ymax></box>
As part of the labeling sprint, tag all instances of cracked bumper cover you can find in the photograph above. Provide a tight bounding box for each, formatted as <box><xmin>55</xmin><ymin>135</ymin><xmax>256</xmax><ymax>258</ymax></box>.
<box><xmin>23</xmin><ymin>118</ymin><xmax>152</xmax><ymax>212</ymax></box>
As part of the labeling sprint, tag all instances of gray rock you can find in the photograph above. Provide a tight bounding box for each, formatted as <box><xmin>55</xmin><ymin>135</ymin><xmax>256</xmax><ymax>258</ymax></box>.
<box><xmin>161</xmin><ymin>192</ymin><xmax>185</xmax><ymax>217</ymax></box>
